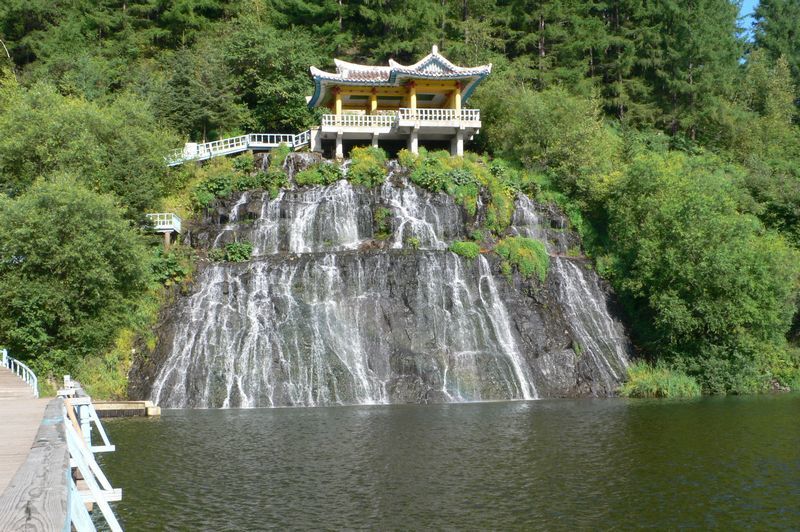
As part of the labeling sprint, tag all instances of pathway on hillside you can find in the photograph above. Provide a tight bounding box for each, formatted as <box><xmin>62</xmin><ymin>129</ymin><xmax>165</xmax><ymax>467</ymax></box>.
<box><xmin>0</xmin><ymin>367</ymin><xmax>48</xmax><ymax>495</ymax></box>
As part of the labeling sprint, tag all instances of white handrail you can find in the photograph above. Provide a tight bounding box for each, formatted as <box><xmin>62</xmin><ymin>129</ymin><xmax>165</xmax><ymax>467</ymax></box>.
<box><xmin>61</xmin><ymin>382</ymin><xmax>123</xmax><ymax>531</ymax></box>
<box><xmin>1</xmin><ymin>348</ymin><xmax>38</xmax><ymax>398</ymax></box>
<box><xmin>167</xmin><ymin>130</ymin><xmax>312</xmax><ymax>166</ymax></box>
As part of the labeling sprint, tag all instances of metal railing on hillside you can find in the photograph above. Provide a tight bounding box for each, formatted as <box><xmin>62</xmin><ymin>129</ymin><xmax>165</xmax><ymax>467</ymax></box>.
<box><xmin>167</xmin><ymin>130</ymin><xmax>312</xmax><ymax>166</ymax></box>
<box><xmin>1</xmin><ymin>348</ymin><xmax>38</xmax><ymax>397</ymax></box>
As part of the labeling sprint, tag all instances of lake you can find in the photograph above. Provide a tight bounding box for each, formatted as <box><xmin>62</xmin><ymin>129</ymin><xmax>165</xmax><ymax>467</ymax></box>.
<box><xmin>99</xmin><ymin>394</ymin><xmax>800</xmax><ymax>529</ymax></box>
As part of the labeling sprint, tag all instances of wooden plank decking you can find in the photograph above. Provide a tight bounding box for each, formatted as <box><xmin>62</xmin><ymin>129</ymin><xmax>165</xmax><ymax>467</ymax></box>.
<box><xmin>0</xmin><ymin>366</ymin><xmax>49</xmax><ymax>495</ymax></box>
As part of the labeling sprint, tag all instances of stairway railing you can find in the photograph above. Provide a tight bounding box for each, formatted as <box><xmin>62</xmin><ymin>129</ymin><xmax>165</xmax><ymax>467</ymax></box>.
<box><xmin>1</xmin><ymin>348</ymin><xmax>38</xmax><ymax>398</ymax></box>
<box><xmin>167</xmin><ymin>130</ymin><xmax>312</xmax><ymax>166</ymax></box>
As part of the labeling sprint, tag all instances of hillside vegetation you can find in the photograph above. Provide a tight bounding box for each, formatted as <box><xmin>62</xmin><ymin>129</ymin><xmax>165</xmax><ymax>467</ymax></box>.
<box><xmin>0</xmin><ymin>0</ymin><xmax>798</xmax><ymax>396</ymax></box>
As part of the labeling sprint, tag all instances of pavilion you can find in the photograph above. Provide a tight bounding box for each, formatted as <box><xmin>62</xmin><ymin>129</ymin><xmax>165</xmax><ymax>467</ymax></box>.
<box><xmin>307</xmin><ymin>45</ymin><xmax>491</xmax><ymax>158</ymax></box>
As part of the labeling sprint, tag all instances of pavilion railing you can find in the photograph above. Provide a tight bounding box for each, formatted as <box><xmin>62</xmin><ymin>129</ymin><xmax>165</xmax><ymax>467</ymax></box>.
<box><xmin>321</xmin><ymin>113</ymin><xmax>398</xmax><ymax>128</ymax></box>
<box><xmin>1</xmin><ymin>348</ymin><xmax>38</xmax><ymax>398</ymax></box>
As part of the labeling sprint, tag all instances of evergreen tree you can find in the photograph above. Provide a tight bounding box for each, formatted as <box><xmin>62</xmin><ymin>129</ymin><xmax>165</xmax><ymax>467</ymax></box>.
<box><xmin>753</xmin><ymin>0</ymin><xmax>800</xmax><ymax>88</ymax></box>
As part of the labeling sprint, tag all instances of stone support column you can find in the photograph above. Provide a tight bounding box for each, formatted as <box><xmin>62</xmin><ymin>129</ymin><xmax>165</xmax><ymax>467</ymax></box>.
<box><xmin>335</xmin><ymin>132</ymin><xmax>344</xmax><ymax>160</ymax></box>
<box><xmin>409</xmin><ymin>129</ymin><xmax>419</xmax><ymax>154</ymax></box>
<box><xmin>163</xmin><ymin>231</ymin><xmax>171</xmax><ymax>251</ymax></box>
<box><xmin>450</xmin><ymin>129</ymin><xmax>464</xmax><ymax>156</ymax></box>
<box><xmin>371</xmin><ymin>133</ymin><xmax>379</xmax><ymax>148</ymax></box>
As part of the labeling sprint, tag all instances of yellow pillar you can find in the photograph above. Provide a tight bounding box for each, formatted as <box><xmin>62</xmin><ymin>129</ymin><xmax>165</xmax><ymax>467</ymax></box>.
<box><xmin>408</xmin><ymin>82</ymin><xmax>417</xmax><ymax>110</ymax></box>
<box><xmin>370</xmin><ymin>89</ymin><xmax>378</xmax><ymax>114</ymax></box>
<box><xmin>334</xmin><ymin>87</ymin><xmax>342</xmax><ymax>115</ymax></box>
<box><xmin>453</xmin><ymin>82</ymin><xmax>462</xmax><ymax>111</ymax></box>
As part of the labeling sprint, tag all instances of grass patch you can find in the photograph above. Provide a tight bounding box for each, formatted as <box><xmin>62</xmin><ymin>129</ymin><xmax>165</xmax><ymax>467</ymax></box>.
<box><xmin>449</xmin><ymin>240</ymin><xmax>481</xmax><ymax>259</ymax></box>
<box><xmin>618</xmin><ymin>361</ymin><xmax>702</xmax><ymax>398</ymax></box>
<box><xmin>495</xmin><ymin>237</ymin><xmax>549</xmax><ymax>282</ymax></box>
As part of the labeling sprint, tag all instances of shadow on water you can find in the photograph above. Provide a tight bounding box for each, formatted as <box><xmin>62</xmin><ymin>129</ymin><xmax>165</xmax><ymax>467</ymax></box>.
<box><xmin>99</xmin><ymin>394</ymin><xmax>800</xmax><ymax>530</ymax></box>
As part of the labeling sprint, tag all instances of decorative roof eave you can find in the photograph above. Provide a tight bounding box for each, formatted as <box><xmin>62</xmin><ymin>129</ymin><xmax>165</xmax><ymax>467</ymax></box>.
<box><xmin>307</xmin><ymin>45</ymin><xmax>492</xmax><ymax>108</ymax></box>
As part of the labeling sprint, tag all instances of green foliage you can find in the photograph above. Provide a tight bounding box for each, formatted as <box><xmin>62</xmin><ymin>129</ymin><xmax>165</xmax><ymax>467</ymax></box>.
<box><xmin>607</xmin><ymin>152</ymin><xmax>800</xmax><ymax>393</ymax></box>
<box><xmin>269</xmin><ymin>145</ymin><xmax>291</xmax><ymax>171</ymax></box>
<box><xmin>348</xmin><ymin>146</ymin><xmax>387</xmax><ymax>187</ymax></box>
<box><xmin>618</xmin><ymin>361</ymin><xmax>702</xmax><ymax>399</ymax></box>
<box><xmin>0</xmin><ymin>82</ymin><xmax>175</xmax><ymax>216</ymax></box>
<box><xmin>222</xmin><ymin>241</ymin><xmax>253</xmax><ymax>263</ymax></box>
<box><xmin>232</xmin><ymin>153</ymin><xmax>255</xmax><ymax>173</ymax></box>
<box><xmin>151</xmin><ymin>245</ymin><xmax>195</xmax><ymax>286</ymax></box>
<box><xmin>397</xmin><ymin>148</ymin><xmax>419</xmax><ymax>170</ymax></box>
<box><xmin>0</xmin><ymin>179</ymin><xmax>150</xmax><ymax>378</ymax></box>
<box><xmin>295</xmin><ymin>162</ymin><xmax>342</xmax><ymax>187</ymax></box>
<box><xmin>449</xmin><ymin>241</ymin><xmax>481</xmax><ymax>260</ymax></box>
<box><xmin>495</xmin><ymin>237</ymin><xmax>550</xmax><ymax>283</ymax></box>
<box><xmin>373</xmin><ymin>207</ymin><xmax>393</xmax><ymax>240</ymax></box>
<box><xmin>405</xmin><ymin>237</ymin><xmax>421</xmax><ymax>250</ymax></box>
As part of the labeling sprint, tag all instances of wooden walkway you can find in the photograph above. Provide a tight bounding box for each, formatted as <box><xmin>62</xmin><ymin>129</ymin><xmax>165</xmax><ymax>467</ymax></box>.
<box><xmin>0</xmin><ymin>366</ymin><xmax>49</xmax><ymax>495</ymax></box>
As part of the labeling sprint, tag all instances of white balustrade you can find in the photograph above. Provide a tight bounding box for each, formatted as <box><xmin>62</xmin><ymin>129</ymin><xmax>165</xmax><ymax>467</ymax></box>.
<box><xmin>321</xmin><ymin>113</ymin><xmax>397</xmax><ymax>128</ymax></box>
<box><xmin>1</xmin><ymin>348</ymin><xmax>38</xmax><ymax>398</ymax></box>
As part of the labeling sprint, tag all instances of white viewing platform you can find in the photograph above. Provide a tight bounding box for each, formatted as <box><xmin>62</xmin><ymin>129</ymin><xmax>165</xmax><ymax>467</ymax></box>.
<box><xmin>146</xmin><ymin>213</ymin><xmax>182</xmax><ymax>250</ymax></box>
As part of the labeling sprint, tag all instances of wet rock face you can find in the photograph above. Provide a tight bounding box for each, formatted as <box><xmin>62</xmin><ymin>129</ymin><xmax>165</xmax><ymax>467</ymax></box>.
<box><xmin>132</xmin><ymin>168</ymin><xmax>631</xmax><ymax>408</ymax></box>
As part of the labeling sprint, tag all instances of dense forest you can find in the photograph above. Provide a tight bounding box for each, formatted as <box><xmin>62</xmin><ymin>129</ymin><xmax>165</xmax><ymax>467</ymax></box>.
<box><xmin>0</xmin><ymin>0</ymin><xmax>798</xmax><ymax>396</ymax></box>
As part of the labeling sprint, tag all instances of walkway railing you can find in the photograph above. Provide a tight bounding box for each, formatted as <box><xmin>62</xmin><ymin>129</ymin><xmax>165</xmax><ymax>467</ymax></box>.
<box><xmin>61</xmin><ymin>379</ymin><xmax>123</xmax><ymax>531</ymax></box>
<box><xmin>1</xmin><ymin>349</ymin><xmax>38</xmax><ymax>398</ymax></box>
<box><xmin>167</xmin><ymin>130</ymin><xmax>312</xmax><ymax>166</ymax></box>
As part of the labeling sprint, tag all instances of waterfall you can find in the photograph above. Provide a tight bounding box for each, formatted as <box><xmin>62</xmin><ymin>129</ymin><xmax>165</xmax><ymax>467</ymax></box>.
<box><xmin>149</xmin><ymin>173</ymin><xmax>631</xmax><ymax>408</ymax></box>
<box><xmin>379</xmin><ymin>174</ymin><xmax>462</xmax><ymax>250</ymax></box>
<box><xmin>552</xmin><ymin>257</ymin><xmax>630</xmax><ymax>386</ymax></box>
<box><xmin>252</xmin><ymin>181</ymin><xmax>366</xmax><ymax>255</ymax></box>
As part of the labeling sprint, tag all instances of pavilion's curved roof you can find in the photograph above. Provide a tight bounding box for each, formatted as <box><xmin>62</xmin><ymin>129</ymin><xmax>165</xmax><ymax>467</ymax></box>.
<box><xmin>307</xmin><ymin>45</ymin><xmax>491</xmax><ymax>108</ymax></box>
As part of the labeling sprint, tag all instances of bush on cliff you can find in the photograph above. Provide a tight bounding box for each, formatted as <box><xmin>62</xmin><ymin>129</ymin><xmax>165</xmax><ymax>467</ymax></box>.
<box><xmin>449</xmin><ymin>241</ymin><xmax>481</xmax><ymax>259</ymax></box>
<box><xmin>348</xmin><ymin>146</ymin><xmax>387</xmax><ymax>187</ymax></box>
<box><xmin>295</xmin><ymin>162</ymin><xmax>342</xmax><ymax>187</ymax></box>
<box><xmin>495</xmin><ymin>237</ymin><xmax>549</xmax><ymax>283</ymax></box>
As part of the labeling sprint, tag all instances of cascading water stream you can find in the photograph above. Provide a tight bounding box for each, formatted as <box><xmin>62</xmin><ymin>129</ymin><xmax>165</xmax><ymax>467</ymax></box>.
<box><xmin>147</xmin><ymin>171</ymin><xmax>631</xmax><ymax>408</ymax></box>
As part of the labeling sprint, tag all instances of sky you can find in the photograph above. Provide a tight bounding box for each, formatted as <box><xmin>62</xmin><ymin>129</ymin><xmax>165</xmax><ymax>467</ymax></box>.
<box><xmin>740</xmin><ymin>0</ymin><xmax>759</xmax><ymax>32</ymax></box>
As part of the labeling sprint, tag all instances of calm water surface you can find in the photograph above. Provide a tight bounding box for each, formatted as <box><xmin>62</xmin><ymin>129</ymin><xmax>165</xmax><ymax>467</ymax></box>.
<box><xmin>99</xmin><ymin>394</ymin><xmax>800</xmax><ymax>530</ymax></box>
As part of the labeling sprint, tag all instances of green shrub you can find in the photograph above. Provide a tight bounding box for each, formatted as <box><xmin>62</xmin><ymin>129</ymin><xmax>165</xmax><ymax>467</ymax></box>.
<box><xmin>373</xmin><ymin>207</ymin><xmax>393</xmax><ymax>240</ymax></box>
<box><xmin>449</xmin><ymin>241</ymin><xmax>481</xmax><ymax>259</ymax></box>
<box><xmin>151</xmin><ymin>245</ymin><xmax>195</xmax><ymax>286</ymax></box>
<box><xmin>397</xmin><ymin>148</ymin><xmax>419</xmax><ymax>169</ymax></box>
<box><xmin>192</xmin><ymin>172</ymin><xmax>234</xmax><ymax>209</ymax></box>
<box><xmin>232</xmin><ymin>153</ymin><xmax>255</xmax><ymax>173</ymax></box>
<box><xmin>295</xmin><ymin>162</ymin><xmax>342</xmax><ymax>187</ymax></box>
<box><xmin>349</xmin><ymin>146</ymin><xmax>387</xmax><ymax>187</ymax></box>
<box><xmin>618</xmin><ymin>361</ymin><xmax>702</xmax><ymax>398</ymax></box>
<box><xmin>269</xmin><ymin>144</ymin><xmax>291</xmax><ymax>170</ymax></box>
<box><xmin>406</xmin><ymin>236</ymin><xmax>421</xmax><ymax>249</ymax></box>
<box><xmin>210</xmin><ymin>241</ymin><xmax>253</xmax><ymax>262</ymax></box>
<box><xmin>495</xmin><ymin>237</ymin><xmax>549</xmax><ymax>282</ymax></box>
